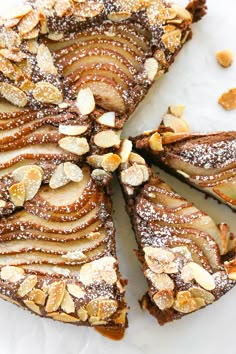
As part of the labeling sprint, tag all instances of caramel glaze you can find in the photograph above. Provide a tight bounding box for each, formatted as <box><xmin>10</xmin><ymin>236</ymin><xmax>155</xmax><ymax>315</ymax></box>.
<box><xmin>95</xmin><ymin>326</ymin><xmax>125</xmax><ymax>341</ymax></box>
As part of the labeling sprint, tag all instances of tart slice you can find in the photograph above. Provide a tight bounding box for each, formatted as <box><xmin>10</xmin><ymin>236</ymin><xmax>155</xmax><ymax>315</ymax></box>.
<box><xmin>118</xmin><ymin>145</ymin><xmax>236</xmax><ymax>325</ymax></box>
<box><xmin>0</xmin><ymin>164</ymin><xmax>127</xmax><ymax>337</ymax></box>
<box><xmin>132</xmin><ymin>106</ymin><xmax>236</xmax><ymax>210</ymax></box>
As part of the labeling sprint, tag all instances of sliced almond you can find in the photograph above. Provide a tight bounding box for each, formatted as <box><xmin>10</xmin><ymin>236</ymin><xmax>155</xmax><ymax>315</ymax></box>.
<box><xmin>169</xmin><ymin>104</ymin><xmax>185</xmax><ymax>117</ymax></box>
<box><xmin>61</xmin><ymin>290</ymin><xmax>75</xmax><ymax>314</ymax></box>
<box><xmin>149</xmin><ymin>132</ymin><xmax>163</xmax><ymax>151</ymax></box>
<box><xmin>181</xmin><ymin>262</ymin><xmax>216</xmax><ymax>291</ymax></box>
<box><xmin>0</xmin><ymin>82</ymin><xmax>27</xmax><ymax>107</ymax></box>
<box><xmin>18</xmin><ymin>9</ymin><xmax>40</xmax><ymax>36</ymax></box>
<box><xmin>0</xmin><ymin>200</ymin><xmax>6</xmax><ymax>208</ymax></box>
<box><xmin>163</xmin><ymin>113</ymin><xmax>190</xmax><ymax>133</ymax></box>
<box><xmin>91</xmin><ymin>169</ymin><xmax>111</xmax><ymax>183</ymax></box>
<box><xmin>139</xmin><ymin>164</ymin><xmax>150</xmax><ymax>183</ymax></box>
<box><xmin>101</xmin><ymin>153</ymin><xmax>121</xmax><ymax>172</ymax></box>
<box><xmin>77</xmin><ymin>307</ymin><xmax>88</xmax><ymax>321</ymax></box>
<box><xmin>162</xmin><ymin>29</ymin><xmax>182</xmax><ymax>53</ymax></box>
<box><xmin>36</xmin><ymin>44</ymin><xmax>58</xmax><ymax>75</ymax></box>
<box><xmin>52</xmin><ymin>313</ymin><xmax>79</xmax><ymax>323</ymax></box>
<box><xmin>74</xmin><ymin>1</ymin><xmax>104</xmax><ymax>18</ymax></box>
<box><xmin>12</xmin><ymin>165</ymin><xmax>43</xmax><ymax>183</ymax></box>
<box><xmin>189</xmin><ymin>287</ymin><xmax>215</xmax><ymax>305</ymax></box>
<box><xmin>119</xmin><ymin>139</ymin><xmax>132</xmax><ymax>163</ymax></box>
<box><xmin>63</xmin><ymin>162</ymin><xmax>83</xmax><ymax>183</ymax></box>
<box><xmin>80</xmin><ymin>256</ymin><xmax>117</xmax><ymax>286</ymax></box>
<box><xmin>9</xmin><ymin>181</ymin><xmax>26</xmax><ymax>206</ymax></box>
<box><xmin>153</xmin><ymin>290</ymin><xmax>174</xmax><ymax>310</ymax></box>
<box><xmin>0</xmin><ymin>49</ymin><xmax>26</xmax><ymax>62</ymax></box>
<box><xmin>59</xmin><ymin>137</ymin><xmax>90</xmax><ymax>156</ymax></box>
<box><xmin>219</xmin><ymin>88</ymin><xmax>236</xmax><ymax>110</ymax></box>
<box><xmin>145</xmin><ymin>270</ymin><xmax>174</xmax><ymax>291</ymax></box>
<box><xmin>94</xmin><ymin>130</ymin><xmax>121</xmax><ymax>148</ymax></box>
<box><xmin>28</xmin><ymin>289</ymin><xmax>47</xmax><ymax>306</ymax></box>
<box><xmin>2</xmin><ymin>4</ymin><xmax>32</xmax><ymax>20</ymax></box>
<box><xmin>121</xmin><ymin>164</ymin><xmax>144</xmax><ymax>187</ymax></box>
<box><xmin>33</xmin><ymin>82</ymin><xmax>63</xmax><ymax>105</ymax></box>
<box><xmin>47</xmin><ymin>32</ymin><xmax>64</xmax><ymax>41</ymax></box>
<box><xmin>67</xmin><ymin>284</ymin><xmax>85</xmax><ymax>299</ymax></box>
<box><xmin>49</xmin><ymin>163</ymin><xmax>70</xmax><ymax>189</ymax></box>
<box><xmin>45</xmin><ymin>281</ymin><xmax>66</xmax><ymax>313</ymax></box>
<box><xmin>59</xmin><ymin>124</ymin><xmax>88</xmax><ymax>136</ymax></box>
<box><xmin>23</xmin><ymin>300</ymin><xmax>41</xmax><ymax>315</ymax></box>
<box><xmin>1</xmin><ymin>266</ymin><xmax>25</xmax><ymax>283</ymax></box>
<box><xmin>54</xmin><ymin>0</ymin><xmax>73</xmax><ymax>17</ymax></box>
<box><xmin>23</xmin><ymin>167</ymin><xmax>43</xmax><ymax>201</ymax></box>
<box><xmin>216</xmin><ymin>50</ymin><xmax>233</xmax><ymax>68</ymax></box>
<box><xmin>97</xmin><ymin>112</ymin><xmax>115</xmax><ymax>127</ymax></box>
<box><xmin>86</xmin><ymin>298</ymin><xmax>118</xmax><ymax>320</ymax></box>
<box><xmin>224</xmin><ymin>259</ymin><xmax>236</xmax><ymax>280</ymax></box>
<box><xmin>21</xmin><ymin>27</ymin><xmax>39</xmax><ymax>40</ymax></box>
<box><xmin>87</xmin><ymin>154</ymin><xmax>104</xmax><ymax>168</ymax></box>
<box><xmin>17</xmin><ymin>275</ymin><xmax>38</xmax><ymax>297</ymax></box>
<box><xmin>173</xmin><ymin>291</ymin><xmax>200</xmax><ymax>313</ymax></box>
<box><xmin>108</xmin><ymin>11</ymin><xmax>131</xmax><ymax>22</ymax></box>
<box><xmin>144</xmin><ymin>58</ymin><xmax>159</xmax><ymax>81</ymax></box>
<box><xmin>76</xmin><ymin>88</ymin><xmax>95</xmax><ymax>115</ymax></box>
<box><xmin>129</xmin><ymin>152</ymin><xmax>145</xmax><ymax>165</ymax></box>
<box><xmin>172</xmin><ymin>4</ymin><xmax>192</xmax><ymax>21</ymax></box>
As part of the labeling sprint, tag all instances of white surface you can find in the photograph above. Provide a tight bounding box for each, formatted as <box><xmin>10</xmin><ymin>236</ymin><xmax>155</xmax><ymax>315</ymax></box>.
<box><xmin>1</xmin><ymin>0</ymin><xmax>236</xmax><ymax>353</ymax></box>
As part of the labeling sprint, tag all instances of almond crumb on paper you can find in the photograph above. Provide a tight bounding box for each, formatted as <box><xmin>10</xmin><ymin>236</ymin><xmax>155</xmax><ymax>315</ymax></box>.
<box><xmin>218</xmin><ymin>88</ymin><xmax>236</xmax><ymax>110</ymax></box>
<box><xmin>216</xmin><ymin>50</ymin><xmax>233</xmax><ymax>68</ymax></box>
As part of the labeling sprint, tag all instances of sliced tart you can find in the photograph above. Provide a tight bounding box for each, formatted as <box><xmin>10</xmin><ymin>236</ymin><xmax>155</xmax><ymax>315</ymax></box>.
<box><xmin>0</xmin><ymin>165</ymin><xmax>127</xmax><ymax>336</ymax></box>
<box><xmin>132</xmin><ymin>106</ymin><xmax>236</xmax><ymax>211</ymax></box>
<box><xmin>118</xmin><ymin>145</ymin><xmax>236</xmax><ymax>325</ymax></box>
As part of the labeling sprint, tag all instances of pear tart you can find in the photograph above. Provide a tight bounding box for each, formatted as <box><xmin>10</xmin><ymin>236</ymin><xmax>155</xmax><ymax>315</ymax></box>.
<box><xmin>131</xmin><ymin>106</ymin><xmax>236</xmax><ymax>210</ymax></box>
<box><xmin>118</xmin><ymin>147</ymin><xmax>236</xmax><ymax>325</ymax></box>
<box><xmin>0</xmin><ymin>165</ymin><xmax>127</xmax><ymax>333</ymax></box>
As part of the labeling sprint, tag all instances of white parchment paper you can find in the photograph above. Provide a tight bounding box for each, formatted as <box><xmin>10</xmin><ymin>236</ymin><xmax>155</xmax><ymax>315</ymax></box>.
<box><xmin>0</xmin><ymin>1</ymin><xmax>236</xmax><ymax>353</ymax></box>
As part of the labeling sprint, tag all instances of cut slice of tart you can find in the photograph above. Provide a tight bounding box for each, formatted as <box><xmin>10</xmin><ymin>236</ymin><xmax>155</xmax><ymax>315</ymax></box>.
<box><xmin>0</xmin><ymin>164</ymin><xmax>127</xmax><ymax>337</ymax></box>
<box><xmin>131</xmin><ymin>106</ymin><xmax>236</xmax><ymax>211</ymax></box>
<box><xmin>118</xmin><ymin>145</ymin><xmax>236</xmax><ymax>325</ymax></box>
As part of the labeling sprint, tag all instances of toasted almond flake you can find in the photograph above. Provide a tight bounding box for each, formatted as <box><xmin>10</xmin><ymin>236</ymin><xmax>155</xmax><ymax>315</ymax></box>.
<box><xmin>0</xmin><ymin>200</ymin><xmax>6</xmax><ymax>208</ymax></box>
<box><xmin>87</xmin><ymin>154</ymin><xmax>104</xmax><ymax>168</ymax></box>
<box><xmin>36</xmin><ymin>44</ymin><xmax>58</xmax><ymax>75</ymax></box>
<box><xmin>162</xmin><ymin>29</ymin><xmax>182</xmax><ymax>53</ymax></box>
<box><xmin>24</xmin><ymin>300</ymin><xmax>41</xmax><ymax>315</ymax></box>
<box><xmin>97</xmin><ymin>112</ymin><xmax>116</xmax><ymax>127</ymax></box>
<box><xmin>28</xmin><ymin>289</ymin><xmax>47</xmax><ymax>306</ymax></box>
<box><xmin>145</xmin><ymin>270</ymin><xmax>174</xmax><ymax>291</ymax></box>
<box><xmin>47</xmin><ymin>32</ymin><xmax>64</xmax><ymax>41</ymax></box>
<box><xmin>181</xmin><ymin>262</ymin><xmax>216</xmax><ymax>291</ymax></box>
<box><xmin>9</xmin><ymin>181</ymin><xmax>26</xmax><ymax>206</ymax></box>
<box><xmin>0</xmin><ymin>49</ymin><xmax>26</xmax><ymax>62</ymax></box>
<box><xmin>21</xmin><ymin>27</ymin><xmax>39</xmax><ymax>40</ymax></box>
<box><xmin>94</xmin><ymin>130</ymin><xmax>121</xmax><ymax>148</ymax></box>
<box><xmin>52</xmin><ymin>313</ymin><xmax>79</xmax><ymax>323</ymax></box>
<box><xmin>91</xmin><ymin>169</ymin><xmax>111</xmax><ymax>183</ymax></box>
<box><xmin>121</xmin><ymin>164</ymin><xmax>144</xmax><ymax>186</ymax></box>
<box><xmin>45</xmin><ymin>281</ymin><xmax>66</xmax><ymax>313</ymax></box>
<box><xmin>23</xmin><ymin>167</ymin><xmax>43</xmax><ymax>201</ymax></box>
<box><xmin>17</xmin><ymin>275</ymin><xmax>38</xmax><ymax>297</ymax></box>
<box><xmin>59</xmin><ymin>137</ymin><xmax>90</xmax><ymax>156</ymax></box>
<box><xmin>1</xmin><ymin>266</ymin><xmax>25</xmax><ymax>283</ymax></box>
<box><xmin>77</xmin><ymin>307</ymin><xmax>88</xmax><ymax>321</ymax></box>
<box><xmin>219</xmin><ymin>88</ymin><xmax>236</xmax><ymax>110</ymax></box>
<box><xmin>163</xmin><ymin>113</ymin><xmax>190</xmax><ymax>133</ymax></box>
<box><xmin>189</xmin><ymin>287</ymin><xmax>215</xmax><ymax>304</ymax></box>
<box><xmin>119</xmin><ymin>139</ymin><xmax>132</xmax><ymax>163</ymax></box>
<box><xmin>173</xmin><ymin>291</ymin><xmax>200</xmax><ymax>313</ymax></box>
<box><xmin>224</xmin><ymin>259</ymin><xmax>236</xmax><ymax>280</ymax></box>
<box><xmin>153</xmin><ymin>290</ymin><xmax>174</xmax><ymax>310</ymax></box>
<box><xmin>62</xmin><ymin>250</ymin><xmax>86</xmax><ymax>261</ymax></box>
<box><xmin>149</xmin><ymin>132</ymin><xmax>163</xmax><ymax>151</ymax></box>
<box><xmin>101</xmin><ymin>153</ymin><xmax>121</xmax><ymax>172</ymax></box>
<box><xmin>129</xmin><ymin>152</ymin><xmax>145</xmax><ymax>165</ymax></box>
<box><xmin>33</xmin><ymin>82</ymin><xmax>63</xmax><ymax>105</ymax></box>
<box><xmin>49</xmin><ymin>164</ymin><xmax>70</xmax><ymax>189</ymax></box>
<box><xmin>3</xmin><ymin>5</ymin><xmax>32</xmax><ymax>20</ymax></box>
<box><xmin>67</xmin><ymin>284</ymin><xmax>85</xmax><ymax>299</ymax></box>
<box><xmin>0</xmin><ymin>82</ymin><xmax>27</xmax><ymax>107</ymax></box>
<box><xmin>108</xmin><ymin>11</ymin><xmax>131</xmax><ymax>22</ymax></box>
<box><xmin>144</xmin><ymin>58</ymin><xmax>159</xmax><ymax>81</ymax></box>
<box><xmin>139</xmin><ymin>164</ymin><xmax>150</xmax><ymax>182</ymax></box>
<box><xmin>59</xmin><ymin>124</ymin><xmax>88</xmax><ymax>136</ymax></box>
<box><xmin>63</xmin><ymin>162</ymin><xmax>83</xmax><ymax>183</ymax></box>
<box><xmin>12</xmin><ymin>165</ymin><xmax>43</xmax><ymax>183</ymax></box>
<box><xmin>76</xmin><ymin>88</ymin><xmax>95</xmax><ymax>115</ymax></box>
<box><xmin>169</xmin><ymin>104</ymin><xmax>185</xmax><ymax>117</ymax></box>
<box><xmin>54</xmin><ymin>0</ymin><xmax>73</xmax><ymax>17</ymax></box>
<box><xmin>74</xmin><ymin>1</ymin><xmax>104</xmax><ymax>18</ymax></box>
<box><xmin>18</xmin><ymin>9</ymin><xmax>40</xmax><ymax>36</ymax></box>
<box><xmin>172</xmin><ymin>4</ymin><xmax>192</xmax><ymax>21</ymax></box>
<box><xmin>216</xmin><ymin>50</ymin><xmax>233</xmax><ymax>68</ymax></box>
<box><xmin>61</xmin><ymin>290</ymin><xmax>75</xmax><ymax>314</ymax></box>
<box><xmin>80</xmin><ymin>256</ymin><xmax>117</xmax><ymax>285</ymax></box>
<box><xmin>86</xmin><ymin>298</ymin><xmax>118</xmax><ymax>320</ymax></box>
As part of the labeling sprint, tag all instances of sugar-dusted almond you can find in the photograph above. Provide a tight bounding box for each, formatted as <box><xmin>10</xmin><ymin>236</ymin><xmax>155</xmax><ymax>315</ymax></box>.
<box><xmin>64</xmin><ymin>162</ymin><xmax>83</xmax><ymax>183</ymax></box>
<box><xmin>163</xmin><ymin>113</ymin><xmax>190</xmax><ymax>133</ymax></box>
<box><xmin>0</xmin><ymin>49</ymin><xmax>26</xmax><ymax>62</ymax></box>
<box><xmin>36</xmin><ymin>43</ymin><xmax>58</xmax><ymax>75</ymax></box>
<box><xmin>162</xmin><ymin>29</ymin><xmax>182</xmax><ymax>53</ymax></box>
<box><xmin>33</xmin><ymin>82</ymin><xmax>63</xmax><ymax>105</ymax></box>
<box><xmin>97</xmin><ymin>112</ymin><xmax>115</xmax><ymax>127</ymax></box>
<box><xmin>28</xmin><ymin>289</ymin><xmax>47</xmax><ymax>306</ymax></box>
<box><xmin>9</xmin><ymin>181</ymin><xmax>26</xmax><ymax>207</ymax></box>
<box><xmin>129</xmin><ymin>152</ymin><xmax>145</xmax><ymax>165</ymax></box>
<box><xmin>52</xmin><ymin>312</ymin><xmax>79</xmax><ymax>323</ymax></box>
<box><xmin>145</xmin><ymin>270</ymin><xmax>174</xmax><ymax>291</ymax></box>
<box><xmin>23</xmin><ymin>167</ymin><xmax>43</xmax><ymax>201</ymax></box>
<box><xmin>80</xmin><ymin>256</ymin><xmax>117</xmax><ymax>286</ymax></box>
<box><xmin>1</xmin><ymin>266</ymin><xmax>25</xmax><ymax>283</ymax></box>
<box><xmin>189</xmin><ymin>287</ymin><xmax>215</xmax><ymax>305</ymax></box>
<box><xmin>119</xmin><ymin>139</ymin><xmax>132</xmax><ymax>163</ymax></box>
<box><xmin>153</xmin><ymin>290</ymin><xmax>174</xmax><ymax>310</ymax></box>
<box><xmin>24</xmin><ymin>300</ymin><xmax>41</xmax><ymax>315</ymax></box>
<box><xmin>87</xmin><ymin>154</ymin><xmax>104</xmax><ymax>168</ymax></box>
<box><xmin>149</xmin><ymin>132</ymin><xmax>163</xmax><ymax>151</ymax></box>
<box><xmin>61</xmin><ymin>290</ymin><xmax>75</xmax><ymax>314</ymax></box>
<box><xmin>181</xmin><ymin>262</ymin><xmax>216</xmax><ymax>291</ymax></box>
<box><xmin>94</xmin><ymin>130</ymin><xmax>121</xmax><ymax>148</ymax></box>
<box><xmin>120</xmin><ymin>164</ymin><xmax>144</xmax><ymax>187</ymax></box>
<box><xmin>139</xmin><ymin>165</ymin><xmax>150</xmax><ymax>183</ymax></box>
<box><xmin>54</xmin><ymin>0</ymin><xmax>73</xmax><ymax>17</ymax></box>
<box><xmin>91</xmin><ymin>169</ymin><xmax>111</xmax><ymax>183</ymax></box>
<box><xmin>12</xmin><ymin>165</ymin><xmax>43</xmax><ymax>183</ymax></box>
<box><xmin>49</xmin><ymin>163</ymin><xmax>70</xmax><ymax>189</ymax></box>
<box><xmin>101</xmin><ymin>153</ymin><xmax>121</xmax><ymax>172</ymax></box>
<box><xmin>18</xmin><ymin>9</ymin><xmax>40</xmax><ymax>36</ymax></box>
<box><xmin>86</xmin><ymin>298</ymin><xmax>118</xmax><ymax>320</ymax></box>
<box><xmin>172</xmin><ymin>4</ymin><xmax>192</xmax><ymax>21</ymax></box>
<box><xmin>0</xmin><ymin>82</ymin><xmax>28</xmax><ymax>107</ymax></box>
<box><xmin>77</xmin><ymin>307</ymin><xmax>88</xmax><ymax>322</ymax></box>
<box><xmin>0</xmin><ymin>200</ymin><xmax>6</xmax><ymax>208</ymax></box>
<box><xmin>144</xmin><ymin>58</ymin><xmax>159</xmax><ymax>81</ymax></box>
<box><xmin>108</xmin><ymin>11</ymin><xmax>131</xmax><ymax>22</ymax></box>
<box><xmin>17</xmin><ymin>275</ymin><xmax>38</xmax><ymax>297</ymax></box>
<box><xmin>59</xmin><ymin>124</ymin><xmax>88</xmax><ymax>136</ymax></box>
<box><xmin>67</xmin><ymin>284</ymin><xmax>85</xmax><ymax>299</ymax></box>
<box><xmin>74</xmin><ymin>1</ymin><xmax>104</xmax><ymax>18</ymax></box>
<box><xmin>173</xmin><ymin>291</ymin><xmax>200</xmax><ymax>313</ymax></box>
<box><xmin>45</xmin><ymin>281</ymin><xmax>66</xmax><ymax>313</ymax></box>
<box><xmin>59</xmin><ymin>137</ymin><xmax>90</xmax><ymax>156</ymax></box>
<box><xmin>76</xmin><ymin>88</ymin><xmax>95</xmax><ymax>115</ymax></box>
<box><xmin>2</xmin><ymin>4</ymin><xmax>32</xmax><ymax>20</ymax></box>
